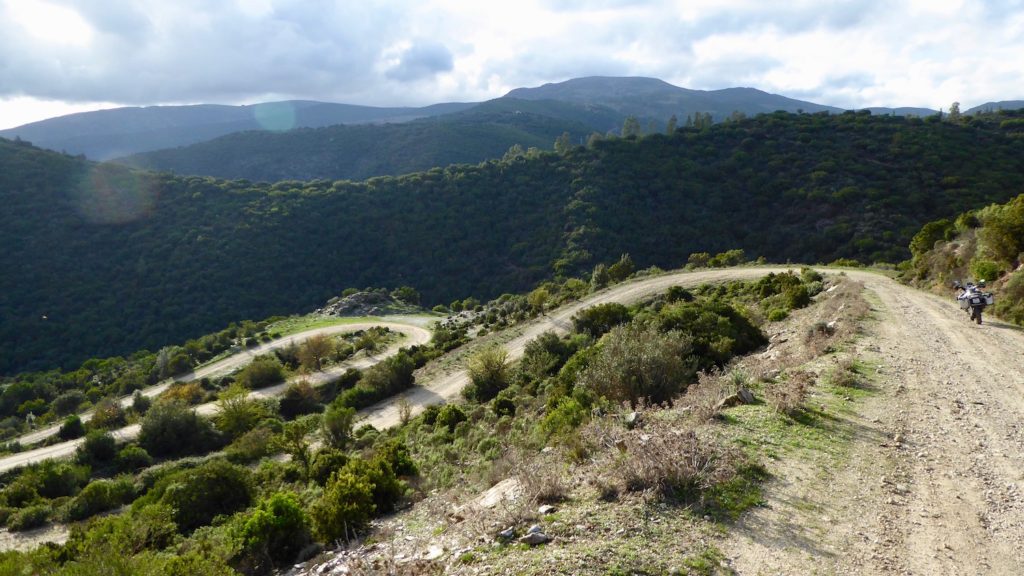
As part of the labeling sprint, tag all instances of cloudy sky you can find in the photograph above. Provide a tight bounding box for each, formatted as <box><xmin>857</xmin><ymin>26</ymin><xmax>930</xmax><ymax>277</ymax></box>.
<box><xmin>2</xmin><ymin>0</ymin><xmax>1023</xmax><ymax>129</ymax></box>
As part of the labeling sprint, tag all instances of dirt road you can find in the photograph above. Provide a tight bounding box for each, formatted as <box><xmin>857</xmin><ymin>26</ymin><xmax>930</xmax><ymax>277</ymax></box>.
<box><xmin>724</xmin><ymin>270</ymin><xmax>1024</xmax><ymax>575</ymax></box>
<box><xmin>0</xmin><ymin>321</ymin><xmax>431</xmax><ymax>474</ymax></box>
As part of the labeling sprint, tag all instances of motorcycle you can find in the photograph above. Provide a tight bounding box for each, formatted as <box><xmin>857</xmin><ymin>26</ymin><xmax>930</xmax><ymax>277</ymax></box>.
<box><xmin>953</xmin><ymin>280</ymin><xmax>995</xmax><ymax>324</ymax></box>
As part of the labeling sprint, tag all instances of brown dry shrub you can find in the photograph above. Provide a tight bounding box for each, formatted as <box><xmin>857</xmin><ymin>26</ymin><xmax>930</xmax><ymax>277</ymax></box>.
<box><xmin>162</xmin><ymin>381</ymin><xmax>205</xmax><ymax>405</ymax></box>
<box><xmin>825</xmin><ymin>358</ymin><xmax>862</xmax><ymax>389</ymax></box>
<box><xmin>682</xmin><ymin>368</ymin><xmax>738</xmax><ymax>422</ymax></box>
<box><xmin>583</xmin><ymin>415</ymin><xmax>738</xmax><ymax>502</ymax></box>
<box><xmin>763</xmin><ymin>370</ymin><xmax>813</xmax><ymax>415</ymax></box>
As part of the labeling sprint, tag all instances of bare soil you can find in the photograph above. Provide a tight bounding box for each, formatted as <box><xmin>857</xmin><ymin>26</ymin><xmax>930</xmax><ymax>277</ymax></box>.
<box><xmin>723</xmin><ymin>271</ymin><xmax>1024</xmax><ymax>575</ymax></box>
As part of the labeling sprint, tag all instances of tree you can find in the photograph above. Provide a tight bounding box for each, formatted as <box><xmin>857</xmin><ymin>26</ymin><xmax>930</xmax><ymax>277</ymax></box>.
<box><xmin>390</xmin><ymin>286</ymin><xmax>420</xmax><ymax>305</ymax></box>
<box><xmin>298</xmin><ymin>334</ymin><xmax>334</xmax><ymax>372</ymax></box>
<box><xmin>607</xmin><ymin>253</ymin><xmax>635</xmax><ymax>282</ymax></box>
<box><xmin>666</xmin><ymin>114</ymin><xmax>678</xmax><ymax>134</ymax></box>
<box><xmin>621</xmin><ymin>116</ymin><xmax>642</xmax><ymax>138</ymax></box>
<box><xmin>527</xmin><ymin>287</ymin><xmax>550</xmax><ymax>313</ymax></box>
<box><xmin>275</xmin><ymin>416</ymin><xmax>318</xmax><ymax>473</ymax></box>
<box><xmin>554</xmin><ymin>131</ymin><xmax>573</xmax><ymax>154</ymax></box>
<box><xmin>949</xmin><ymin>101</ymin><xmax>962</xmax><ymax>123</ymax></box>
<box><xmin>590</xmin><ymin>263</ymin><xmax>611</xmax><ymax>290</ymax></box>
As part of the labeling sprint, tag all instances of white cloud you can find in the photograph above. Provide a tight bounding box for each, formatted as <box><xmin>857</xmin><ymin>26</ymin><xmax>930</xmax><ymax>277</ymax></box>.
<box><xmin>1</xmin><ymin>0</ymin><xmax>1023</xmax><ymax>129</ymax></box>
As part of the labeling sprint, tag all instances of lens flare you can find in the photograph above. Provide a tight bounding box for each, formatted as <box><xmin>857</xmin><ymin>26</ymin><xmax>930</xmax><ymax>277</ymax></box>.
<box><xmin>252</xmin><ymin>101</ymin><xmax>297</xmax><ymax>132</ymax></box>
<box><xmin>73</xmin><ymin>164</ymin><xmax>157</xmax><ymax>224</ymax></box>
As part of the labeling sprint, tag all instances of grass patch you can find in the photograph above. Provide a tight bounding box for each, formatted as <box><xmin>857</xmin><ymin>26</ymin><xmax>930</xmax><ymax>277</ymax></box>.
<box><xmin>700</xmin><ymin>463</ymin><xmax>769</xmax><ymax>522</ymax></box>
<box><xmin>681</xmin><ymin>546</ymin><xmax>729</xmax><ymax>575</ymax></box>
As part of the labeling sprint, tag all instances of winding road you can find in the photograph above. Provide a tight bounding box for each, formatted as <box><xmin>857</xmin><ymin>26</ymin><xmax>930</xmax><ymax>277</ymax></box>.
<box><xmin>0</xmin><ymin>320</ymin><xmax>431</xmax><ymax>474</ymax></box>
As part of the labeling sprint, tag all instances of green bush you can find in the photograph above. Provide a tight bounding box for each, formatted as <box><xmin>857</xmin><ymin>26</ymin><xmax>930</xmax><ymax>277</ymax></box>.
<box><xmin>462</xmin><ymin>347</ymin><xmax>511</xmax><ymax>402</ymax></box>
<box><xmin>64</xmin><ymin>476</ymin><xmax>135</xmax><ymax>521</ymax></box>
<box><xmin>572</xmin><ymin>303</ymin><xmax>631</xmax><ymax>338</ymax></box>
<box><xmin>236</xmin><ymin>355</ymin><xmax>286</xmax><ymax>389</ymax></box>
<box><xmin>309</xmin><ymin>448</ymin><xmax>350</xmax><ymax>486</ymax></box>
<box><xmin>58</xmin><ymin>415</ymin><xmax>86</xmax><ymax>440</ymax></box>
<box><xmin>435</xmin><ymin>405</ymin><xmax>467</xmax><ymax>433</ymax></box>
<box><xmin>374</xmin><ymin>440</ymin><xmax>417</xmax><ymax>477</ymax></box>
<box><xmin>147</xmin><ymin>459</ymin><xmax>253</xmax><ymax>533</ymax></box>
<box><xmin>1</xmin><ymin>477</ymin><xmax>39</xmax><ymax>508</ymax></box>
<box><xmin>540</xmin><ymin>396</ymin><xmax>588</xmax><ymax>437</ymax></box>
<box><xmin>278</xmin><ymin>380</ymin><xmax>322</xmax><ymax>420</ymax></box>
<box><xmin>138</xmin><ymin>400</ymin><xmax>222</xmax><ymax>458</ymax></box>
<box><xmin>78</xmin><ymin>430</ymin><xmax>118</xmax><ymax>464</ymax></box>
<box><xmin>970</xmin><ymin>259</ymin><xmax>1002</xmax><ymax>282</ymax></box>
<box><xmin>225</xmin><ymin>424</ymin><xmax>277</xmax><ymax>464</ymax></box>
<box><xmin>116</xmin><ymin>445</ymin><xmax>153</xmax><ymax>472</ymax></box>
<box><xmin>311</xmin><ymin>470</ymin><xmax>375</xmax><ymax>541</ymax></box>
<box><xmin>8</xmin><ymin>504</ymin><xmax>49</xmax><ymax>531</ymax></box>
<box><xmin>240</xmin><ymin>491</ymin><xmax>311</xmax><ymax>565</ymax></box>
<box><xmin>578</xmin><ymin>323</ymin><xmax>697</xmax><ymax>406</ymax></box>
<box><xmin>321</xmin><ymin>403</ymin><xmax>356</xmax><ymax>450</ymax></box>
<box><xmin>492</xmin><ymin>389</ymin><xmax>516</xmax><ymax>417</ymax></box>
<box><xmin>35</xmin><ymin>461</ymin><xmax>91</xmax><ymax>499</ymax></box>
<box><xmin>767</xmin><ymin>308</ymin><xmax>789</xmax><ymax>321</ymax></box>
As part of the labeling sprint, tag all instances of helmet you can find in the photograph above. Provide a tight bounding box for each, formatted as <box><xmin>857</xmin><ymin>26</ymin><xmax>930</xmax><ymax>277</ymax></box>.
<box><xmin>979</xmin><ymin>279</ymin><xmax>986</xmax><ymax>287</ymax></box>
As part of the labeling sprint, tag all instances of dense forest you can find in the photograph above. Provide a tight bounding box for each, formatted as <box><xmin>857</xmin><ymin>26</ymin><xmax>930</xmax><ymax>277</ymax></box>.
<box><xmin>3</xmin><ymin>108</ymin><xmax>1024</xmax><ymax>374</ymax></box>
<box><xmin>115</xmin><ymin>100</ymin><xmax>599</xmax><ymax>181</ymax></box>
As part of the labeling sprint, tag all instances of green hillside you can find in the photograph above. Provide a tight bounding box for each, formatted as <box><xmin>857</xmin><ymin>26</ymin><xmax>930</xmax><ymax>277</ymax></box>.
<box><xmin>3</xmin><ymin>108</ymin><xmax>1024</xmax><ymax>374</ymax></box>
<box><xmin>115</xmin><ymin>101</ymin><xmax>598</xmax><ymax>181</ymax></box>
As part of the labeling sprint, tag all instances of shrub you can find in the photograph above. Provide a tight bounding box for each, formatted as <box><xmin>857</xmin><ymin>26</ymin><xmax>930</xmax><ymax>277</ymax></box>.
<box><xmin>492</xmin><ymin>389</ymin><xmax>516</xmax><ymax>417</ymax></box>
<box><xmin>1</xmin><ymin>477</ymin><xmax>39</xmax><ymax>508</ymax></box>
<box><xmin>435</xmin><ymin>404</ymin><xmax>467</xmax><ymax>433</ymax></box>
<box><xmin>321</xmin><ymin>403</ymin><xmax>356</xmax><ymax>450</ymax></box>
<box><xmin>215</xmin><ymin>384</ymin><xmax>271</xmax><ymax>440</ymax></box>
<box><xmin>132</xmin><ymin>391</ymin><xmax>152</xmax><ymax>415</ymax></box>
<box><xmin>310</xmin><ymin>471</ymin><xmax>375</xmax><ymax>541</ymax></box>
<box><xmin>309</xmin><ymin>449</ymin><xmax>350</xmax><ymax>486</ymax></box>
<box><xmin>138</xmin><ymin>400</ymin><xmax>222</xmax><ymax>458</ymax></box>
<box><xmin>149</xmin><ymin>459</ymin><xmax>253</xmax><ymax>533</ymax></box>
<box><xmin>572</xmin><ymin>303</ymin><xmax>631</xmax><ymax>338</ymax></box>
<box><xmin>767</xmin><ymin>308</ymin><xmax>788</xmax><ymax>321</ymax></box>
<box><xmin>236</xmin><ymin>355</ymin><xmax>286</xmax><ymax>389</ymax></box>
<box><xmin>278</xmin><ymin>380</ymin><xmax>321</xmax><ymax>420</ymax></box>
<box><xmin>970</xmin><ymin>259</ymin><xmax>1002</xmax><ymax>282</ymax></box>
<box><xmin>763</xmin><ymin>371</ymin><xmax>813</xmax><ymax>416</ymax></box>
<box><xmin>241</xmin><ymin>491</ymin><xmax>311</xmax><ymax>565</ymax></box>
<box><xmin>58</xmin><ymin>415</ymin><xmax>86</xmax><ymax>440</ymax></box>
<box><xmin>8</xmin><ymin>504</ymin><xmax>49</xmax><ymax>531</ymax></box>
<box><xmin>375</xmin><ymin>440</ymin><xmax>417</xmax><ymax>477</ymax></box>
<box><xmin>89</xmin><ymin>398</ymin><xmax>126</xmax><ymax>430</ymax></box>
<box><xmin>225</xmin><ymin>425</ymin><xmax>277</xmax><ymax>464</ymax></box>
<box><xmin>52</xmin><ymin>390</ymin><xmax>86</xmax><ymax>417</ymax></box>
<box><xmin>540</xmin><ymin>396</ymin><xmax>588</xmax><ymax>438</ymax></box>
<box><xmin>463</xmin><ymin>347</ymin><xmax>511</xmax><ymax>402</ymax></box>
<box><xmin>64</xmin><ymin>476</ymin><xmax>136</xmax><ymax>521</ymax></box>
<box><xmin>578</xmin><ymin>323</ymin><xmax>697</xmax><ymax>406</ymax></box>
<box><xmin>116</xmin><ymin>445</ymin><xmax>153</xmax><ymax>472</ymax></box>
<box><xmin>77</xmin><ymin>430</ymin><xmax>118</xmax><ymax>464</ymax></box>
<box><xmin>35</xmin><ymin>461</ymin><xmax>90</xmax><ymax>499</ymax></box>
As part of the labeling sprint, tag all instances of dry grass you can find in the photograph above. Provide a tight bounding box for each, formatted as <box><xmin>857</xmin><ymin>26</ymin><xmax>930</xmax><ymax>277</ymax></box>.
<box><xmin>683</xmin><ymin>368</ymin><xmax>738</xmax><ymax>422</ymax></box>
<box><xmin>582</xmin><ymin>415</ymin><xmax>739</xmax><ymax>503</ymax></box>
<box><xmin>763</xmin><ymin>370</ymin><xmax>813</xmax><ymax>416</ymax></box>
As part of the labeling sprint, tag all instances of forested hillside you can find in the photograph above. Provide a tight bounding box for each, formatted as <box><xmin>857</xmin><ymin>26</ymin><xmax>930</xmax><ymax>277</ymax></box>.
<box><xmin>115</xmin><ymin>100</ymin><xmax>599</xmax><ymax>181</ymax></box>
<box><xmin>3</xmin><ymin>109</ymin><xmax>1024</xmax><ymax>374</ymax></box>
<box><xmin>905</xmin><ymin>192</ymin><xmax>1024</xmax><ymax>324</ymax></box>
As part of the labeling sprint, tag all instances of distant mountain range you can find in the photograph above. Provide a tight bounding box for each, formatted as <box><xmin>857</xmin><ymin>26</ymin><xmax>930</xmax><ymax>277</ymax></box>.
<box><xmin>0</xmin><ymin>100</ymin><xmax>474</xmax><ymax>160</ymax></box>
<box><xmin>2</xmin><ymin>76</ymin><xmax>1021</xmax><ymax>181</ymax></box>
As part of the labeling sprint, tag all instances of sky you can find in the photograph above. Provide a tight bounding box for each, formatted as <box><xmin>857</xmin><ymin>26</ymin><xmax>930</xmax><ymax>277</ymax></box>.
<box><xmin>2</xmin><ymin>0</ymin><xmax>1023</xmax><ymax>129</ymax></box>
